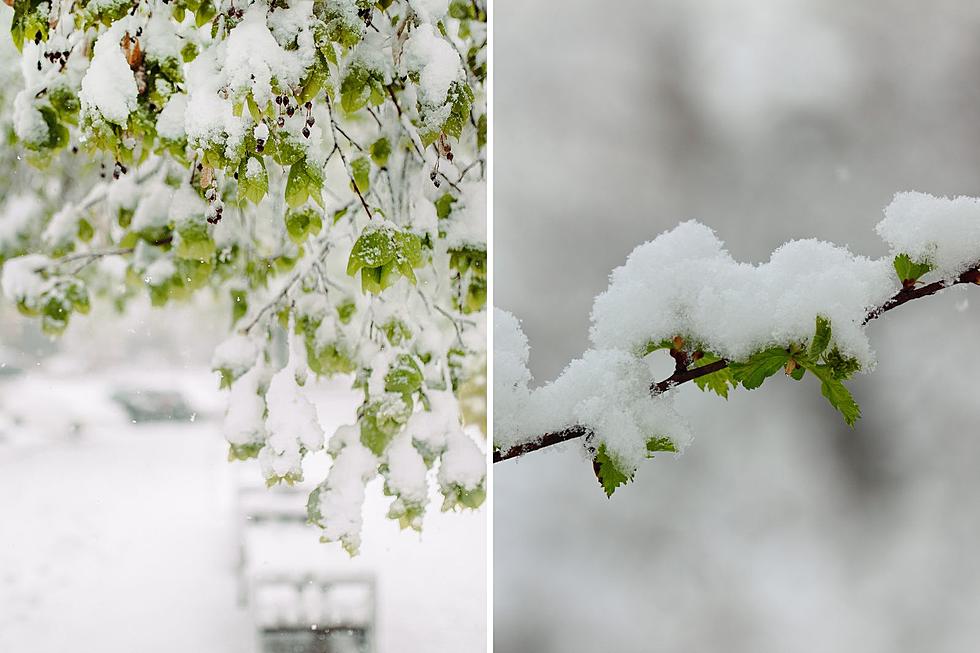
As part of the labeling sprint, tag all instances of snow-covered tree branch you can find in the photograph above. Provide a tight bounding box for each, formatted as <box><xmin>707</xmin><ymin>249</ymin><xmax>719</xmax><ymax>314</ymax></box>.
<box><xmin>0</xmin><ymin>0</ymin><xmax>486</xmax><ymax>554</ymax></box>
<box><xmin>494</xmin><ymin>193</ymin><xmax>980</xmax><ymax>495</ymax></box>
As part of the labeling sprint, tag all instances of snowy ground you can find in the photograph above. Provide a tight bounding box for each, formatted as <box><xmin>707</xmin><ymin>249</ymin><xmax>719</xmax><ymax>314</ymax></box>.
<box><xmin>0</xmin><ymin>359</ymin><xmax>485</xmax><ymax>653</ymax></box>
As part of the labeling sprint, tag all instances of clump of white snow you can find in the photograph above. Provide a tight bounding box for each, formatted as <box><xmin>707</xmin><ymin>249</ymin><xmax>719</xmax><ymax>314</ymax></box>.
<box><xmin>12</xmin><ymin>89</ymin><xmax>49</xmax><ymax>146</ymax></box>
<box><xmin>79</xmin><ymin>19</ymin><xmax>138</xmax><ymax>126</ymax></box>
<box><xmin>1</xmin><ymin>255</ymin><xmax>49</xmax><ymax>304</ymax></box>
<box><xmin>260</xmin><ymin>363</ymin><xmax>325</xmax><ymax>481</ymax></box>
<box><xmin>130</xmin><ymin>183</ymin><xmax>174</xmax><ymax>233</ymax></box>
<box><xmin>225</xmin><ymin>2</ymin><xmax>312</xmax><ymax>107</ymax></box>
<box><xmin>315</xmin><ymin>424</ymin><xmax>380</xmax><ymax>554</ymax></box>
<box><xmin>409</xmin><ymin>0</ymin><xmax>450</xmax><ymax>24</ymax></box>
<box><xmin>492</xmin><ymin>309</ymin><xmax>532</xmax><ymax>450</ymax></box>
<box><xmin>401</xmin><ymin>23</ymin><xmax>463</xmax><ymax>133</ymax></box>
<box><xmin>877</xmin><ymin>192</ymin><xmax>980</xmax><ymax>278</ymax></box>
<box><xmin>141</xmin><ymin>11</ymin><xmax>183</xmax><ymax>63</ymax></box>
<box><xmin>212</xmin><ymin>333</ymin><xmax>259</xmax><ymax>379</ymax></box>
<box><xmin>590</xmin><ymin>220</ymin><xmax>895</xmax><ymax>368</ymax></box>
<box><xmin>223</xmin><ymin>363</ymin><xmax>269</xmax><ymax>447</ymax></box>
<box><xmin>494</xmin><ymin>308</ymin><xmax>688</xmax><ymax>467</ymax></box>
<box><xmin>384</xmin><ymin>431</ymin><xmax>429</xmax><ymax>513</ymax></box>
<box><xmin>438</xmin><ymin>429</ymin><xmax>486</xmax><ymax>491</ymax></box>
<box><xmin>42</xmin><ymin>203</ymin><xmax>81</xmax><ymax>252</ymax></box>
<box><xmin>156</xmin><ymin>93</ymin><xmax>188</xmax><ymax>141</ymax></box>
<box><xmin>445</xmin><ymin>181</ymin><xmax>487</xmax><ymax>250</ymax></box>
<box><xmin>0</xmin><ymin>195</ymin><xmax>44</xmax><ymax>255</ymax></box>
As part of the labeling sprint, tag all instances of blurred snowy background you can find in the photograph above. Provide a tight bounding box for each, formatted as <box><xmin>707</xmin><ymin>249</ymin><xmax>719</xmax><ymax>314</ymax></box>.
<box><xmin>495</xmin><ymin>0</ymin><xmax>980</xmax><ymax>651</ymax></box>
<box><xmin>0</xmin><ymin>297</ymin><xmax>485</xmax><ymax>652</ymax></box>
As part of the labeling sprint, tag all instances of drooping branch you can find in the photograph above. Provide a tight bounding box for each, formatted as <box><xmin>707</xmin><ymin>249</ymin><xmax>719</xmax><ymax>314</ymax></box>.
<box><xmin>323</xmin><ymin>93</ymin><xmax>374</xmax><ymax>220</ymax></box>
<box><xmin>493</xmin><ymin>265</ymin><xmax>980</xmax><ymax>464</ymax></box>
<box><xmin>241</xmin><ymin>238</ymin><xmax>332</xmax><ymax>335</ymax></box>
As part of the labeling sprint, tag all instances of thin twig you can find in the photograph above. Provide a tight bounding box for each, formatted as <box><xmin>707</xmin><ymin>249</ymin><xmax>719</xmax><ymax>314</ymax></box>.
<box><xmin>55</xmin><ymin>247</ymin><xmax>134</xmax><ymax>266</ymax></box>
<box><xmin>324</xmin><ymin>93</ymin><xmax>374</xmax><ymax>220</ymax></box>
<box><xmin>241</xmin><ymin>239</ymin><xmax>331</xmax><ymax>335</ymax></box>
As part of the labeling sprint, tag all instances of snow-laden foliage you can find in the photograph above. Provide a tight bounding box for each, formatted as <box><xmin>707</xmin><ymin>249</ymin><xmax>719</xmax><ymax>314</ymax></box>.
<box><xmin>0</xmin><ymin>0</ymin><xmax>487</xmax><ymax>553</ymax></box>
<box><xmin>496</xmin><ymin>193</ymin><xmax>980</xmax><ymax>495</ymax></box>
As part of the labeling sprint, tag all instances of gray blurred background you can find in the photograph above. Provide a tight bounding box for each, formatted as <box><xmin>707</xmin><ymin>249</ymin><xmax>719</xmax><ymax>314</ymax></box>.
<box><xmin>494</xmin><ymin>1</ymin><xmax>980</xmax><ymax>651</ymax></box>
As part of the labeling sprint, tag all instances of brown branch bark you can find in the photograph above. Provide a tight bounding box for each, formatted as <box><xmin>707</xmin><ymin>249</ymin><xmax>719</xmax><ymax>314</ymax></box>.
<box><xmin>493</xmin><ymin>265</ymin><xmax>980</xmax><ymax>464</ymax></box>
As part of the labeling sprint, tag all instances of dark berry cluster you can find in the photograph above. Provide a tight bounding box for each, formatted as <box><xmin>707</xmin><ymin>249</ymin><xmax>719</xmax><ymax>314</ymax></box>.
<box><xmin>42</xmin><ymin>48</ymin><xmax>69</xmax><ymax>67</ymax></box>
<box><xmin>274</xmin><ymin>93</ymin><xmax>289</xmax><ymax>128</ymax></box>
<box><xmin>205</xmin><ymin>185</ymin><xmax>224</xmax><ymax>224</ymax></box>
<box><xmin>99</xmin><ymin>161</ymin><xmax>128</xmax><ymax>180</ymax></box>
<box><xmin>302</xmin><ymin>101</ymin><xmax>315</xmax><ymax>138</ymax></box>
<box><xmin>273</xmin><ymin>94</ymin><xmax>317</xmax><ymax>138</ymax></box>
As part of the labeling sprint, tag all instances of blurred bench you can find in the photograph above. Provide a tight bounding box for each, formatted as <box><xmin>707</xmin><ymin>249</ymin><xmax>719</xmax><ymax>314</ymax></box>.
<box><xmin>234</xmin><ymin>484</ymin><xmax>377</xmax><ymax>653</ymax></box>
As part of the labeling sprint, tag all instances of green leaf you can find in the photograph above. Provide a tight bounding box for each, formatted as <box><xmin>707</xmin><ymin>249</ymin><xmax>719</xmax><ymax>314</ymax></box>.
<box><xmin>230</xmin><ymin>289</ymin><xmax>248</xmax><ymax>325</ymax></box>
<box><xmin>893</xmin><ymin>253</ymin><xmax>932</xmax><ymax>284</ymax></box>
<box><xmin>347</xmin><ymin>226</ymin><xmax>397</xmax><ymax>275</ymax></box>
<box><xmin>359</xmin><ymin>398</ymin><xmax>412</xmax><ymax>456</ymax></box>
<box><xmin>64</xmin><ymin>280</ymin><xmax>90</xmax><ymax>315</ymax></box>
<box><xmin>442</xmin><ymin>80</ymin><xmax>474</xmax><ymax>141</ymax></box>
<box><xmin>729</xmin><ymin>347</ymin><xmax>791</xmax><ymax>390</ymax></box>
<box><xmin>175</xmin><ymin>220</ymin><xmax>215</xmax><ymax>260</ymax></box>
<box><xmin>646</xmin><ymin>437</ymin><xmax>676</xmax><ymax>456</ymax></box>
<box><xmin>824</xmin><ymin>347</ymin><xmax>861</xmax><ymax>381</ymax></box>
<box><xmin>807</xmin><ymin>364</ymin><xmax>861</xmax><ymax>426</ymax></box>
<box><xmin>393</xmin><ymin>229</ymin><xmax>422</xmax><ymax>281</ymax></box>
<box><xmin>455</xmin><ymin>484</ymin><xmax>485</xmax><ymax>509</ymax></box>
<box><xmin>41</xmin><ymin>295</ymin><xmax>71</xmax><ymax>336</ymax></box>
<box><xmin>285</xmin><ymin>157</ymin><xmax>324</xmax><ymax>208</ymax></box>
<box><xmin>476</xmin><ymin>112</ymin><xmax>487</xmax><ymax>150</ymax></box>
<box><xmin>285</xmin><ymin>207</ymin><xmax>323</xmax><ymax>244</ymax></box>
<box><xmin>299</xmin><ymin>54</ymin><xmax>329</xmax><ymax>104</ymax></box>
<box><xmin>346</xmin><ymin>225</ymin><xmax>422</xmax><ymax>294</ymax></box>
<box><xmin>339</xmin><ymin>62</ymin><xmax>385</xmax><ymax>114</ymax></box>
<box><xmin>238</xmin><ymin>157</ymin><xmax>269</xmax><ymax>205</ymax></box>
<box><xmin>369</xmin><ymin>137</ymin><xmax>391</xmax><ymax>167</ymax></box>
<box><xmin>384</xmin><ymin>354</ymin><xmax>423</xmax><ymax>395</ymax></box>
<box><xmin>351</xmin><ymin>156</ymin><xmax>370</xmax><ymax>194</ymax></box>
<box><xmin>691</xmin><ymin>353</ymin><xmax>735</xmax><ymax>398</ymax></box>
<box><xmin>77</xmin><ymin>218</ymin><xmax>94</xmax><ymax>242</ymax></box>
<box><xmin>809</xmin><ymin>315</ymin><xmax>832</xmax><ymax>360</ymax></box>
<box><xmin>638</xmin><ymin>338</ymin><xmax>675</xmax><ymax>357</ymax></box>
<box><xmin>434</xmin><ymin>193</ymin><xmax>456</xmax><ymax>219</ymax></box>
<box><xmin>337</xmin><ymin>300</ymin><xmax>357</xmax><ymax>324</ymax></box>
<box><xmin>195</xmin><ymin>0</ymin><xmax>217</xmax><ymax>27</ymax></box>
<box><xmin>270</xmin><ymin>130</ymin><xmax>306</xmax><ymax>166</ymax></box>
<box><xmin>593</xmin><ymin>443</ymin><xmax>632</xmax><ymax>497</ymax></box>
<box><xmin>228</xmin><ymin>442</ymin><xmax>263</xmax><ymax>461</ymax></box>
<box><xmin>305</xmin><ymin>341</ymin><xmax>356</xmax><ymax>376</ymax></box>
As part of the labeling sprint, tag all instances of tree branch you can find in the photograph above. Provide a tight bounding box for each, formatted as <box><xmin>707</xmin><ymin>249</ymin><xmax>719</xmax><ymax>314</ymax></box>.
<box><xmin>241</xmin><ymin>239</ymin><xmax>331</xmax><ymax>335</ymax></box>
<box><xmin>323</xmin><ymin>94</ymin><xmax>374</xmax><ymax>220</ymax></box>
<box><xmin>493</xmin><ymin>265</ymin><xmax>980</xmax><ymax>464</ymax></box>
